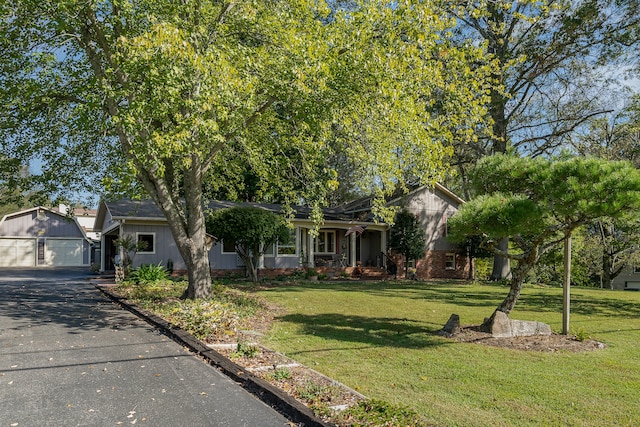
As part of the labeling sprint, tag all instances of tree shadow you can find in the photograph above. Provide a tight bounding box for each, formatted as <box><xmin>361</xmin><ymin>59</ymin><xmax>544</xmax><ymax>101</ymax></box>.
<box><xmin>275</xmin><ymin>312</ymin><xmax>448</xmax><ymax>349</ymax></box>
<box><xmin>517</xmin><ymin>291</ymin><xmax>640</xmax><ymax>318</ymax></box>
<box><xmin>257</xmin><ymin>280</ymin><xmax>505</xmax><ymax>308</ymax></box>
<box><xmin>0</xmin><ymin>281</ymin><xmax>139</xmax><ymax>334</ymax></box>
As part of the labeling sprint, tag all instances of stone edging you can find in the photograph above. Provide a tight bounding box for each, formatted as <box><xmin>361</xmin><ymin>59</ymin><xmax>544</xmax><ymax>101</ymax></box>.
<box><xmin>95</xmin><ymin>284</ymin><xmax>334</xmax><ymax>427</ymax></box>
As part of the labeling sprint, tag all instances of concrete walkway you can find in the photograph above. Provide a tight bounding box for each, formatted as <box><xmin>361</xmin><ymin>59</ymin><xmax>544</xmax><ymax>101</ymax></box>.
<box><xmin>0</xmin><ymin>270</ymin><xmax>289</xmax><ymax>426</ymax></box>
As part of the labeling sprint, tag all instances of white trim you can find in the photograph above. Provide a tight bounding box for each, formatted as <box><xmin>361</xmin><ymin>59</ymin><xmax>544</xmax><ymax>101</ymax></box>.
<box><xmin>445</xmin><ymin>253</ymin><xmax>456</xmax><ymax>270</ymax></box>
<box><xmin>277</xmin><ymin>227</ymin><xmax>298</xmax><ymax>257</ymax></box>
<box><xmin>136</xmin><ymin>232</ymin><xmax>156</xmax><ymax>254</ymax></box>
<box><xmin>314</xmin><ymin>230</ymin><xmax>336</xmax><ymax>254</ymax></box>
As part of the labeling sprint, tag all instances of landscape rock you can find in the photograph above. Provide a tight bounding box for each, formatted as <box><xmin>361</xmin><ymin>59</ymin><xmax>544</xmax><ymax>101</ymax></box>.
<box><xmin>439</xmin><ymin>314</ymin><xmax>460</xmax><ymax>336</ymax></box>
<box><xmin>490</xmin><ymin>311</ymin><xmax>551</xmax><ymax>338</ymax></box>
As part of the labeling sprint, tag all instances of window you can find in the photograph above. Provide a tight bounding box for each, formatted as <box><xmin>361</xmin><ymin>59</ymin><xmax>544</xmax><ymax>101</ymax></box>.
<box><xmin>634</xmin><ymin>266</ymin><xmax>640</xmax><ymax>274</ymax></box>
<box><xmin>136</xmin><ymin>233</ymin><xmax>155</xmax><ymax>254</ymax></box>
<box><xmin>264</xmin><ymin>243</ymin><xmax>275</xmax><ymax>257</ymax></box>
<box><xmin>277</xmin><ymin>228</ymin><xmax>297</xmax><ymax>256</ymax></box>
<box><xmin>445</xmin><ymin>253</ymin><xmax>456</xmax><ymax>270</ymax></box>
<box><xmin>315</xmin><ymin>230</ymin><xmax>336</xmax><ymax>254</ymax></box>
<box><xmin>222</xmin><ymin>239</ymin><xmax>236</xmax><ymax>254</ymax></box>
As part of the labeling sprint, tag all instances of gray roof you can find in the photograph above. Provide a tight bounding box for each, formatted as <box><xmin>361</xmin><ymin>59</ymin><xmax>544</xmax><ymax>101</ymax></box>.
<box><xmin>100</xmin><ymin>183</ymin><xmax>463</xmax><ymax>224</ymax></box>
<box><xmin>101</xmin><ymin>199</ymin><xmax>355</xmax><ymax>222</ymax></box>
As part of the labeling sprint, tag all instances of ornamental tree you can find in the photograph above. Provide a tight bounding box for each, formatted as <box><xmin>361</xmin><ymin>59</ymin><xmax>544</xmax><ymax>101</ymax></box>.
<box><xmin>1</xmin><ymin>1</ymin><xmax>491</xmax><ymax>299</ymax></box>
<box><xmin>388</xmin><ymin>210</ymin><xmax>426</xmax><ymax>279</ymax></box>
<box><xmin>206</xmin><ymin>207</ymin><xmax>289</xmax><ymax>283</ymax></box>
<box><xmin>448</xmin><ymin>154</ymin><xmax>640</xmax><ymax>330</ymax></box>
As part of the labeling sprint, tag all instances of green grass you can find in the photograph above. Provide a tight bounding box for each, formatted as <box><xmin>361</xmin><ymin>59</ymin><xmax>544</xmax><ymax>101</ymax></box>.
<box><xmin>255</xmin><ymin>281</ymin><xmax>640</xmax><ymax>426</ymax></box>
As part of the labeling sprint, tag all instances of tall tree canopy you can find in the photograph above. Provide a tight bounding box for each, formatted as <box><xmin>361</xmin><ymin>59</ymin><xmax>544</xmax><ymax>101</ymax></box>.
<box><xmin>448</xmin><ymin>154</ymin><xmax>640</xmax><ymax>330</ymax></box>
<box><xmin>1</xmin><ymin>0</ymin><xmax>491</xmax><ymax>298</ymax></box>
<box><xmin>440</xmin><ymin>0</ymin><xmax>640</xmax><ymax>280</ymax></box>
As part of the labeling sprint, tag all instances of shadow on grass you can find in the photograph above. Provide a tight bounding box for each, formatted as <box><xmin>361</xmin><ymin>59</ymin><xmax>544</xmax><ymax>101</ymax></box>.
<box><xmin>276</xmin><ymin>312</ymin><xmax>448</xmax><ymax>350</ymax></box>
<box><xmin>518</xmin><ymin>291</ymin><xmax>640</xmax><ymax>318</ymax></box>
<box><xmin>257</xmin><ymin>280</ymin><xmax>505</xmax><ymax>309</ymax></box>
<box><xmin>256</xmin><ymin>280</ymin><xmax>640</xmax><ymax>319</ymax></box>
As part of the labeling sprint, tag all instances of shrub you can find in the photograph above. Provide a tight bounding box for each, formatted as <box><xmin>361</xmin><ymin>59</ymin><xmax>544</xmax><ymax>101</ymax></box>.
<box><xmin>231</xmin><ymin>340</ymin><xmax>261</xmax><ymax>358</ymax></box>
<box><xmin>267</xmin><ymin>367</ymin><xmax>292</xmax><ymax>381</ymax></box>
<box><xmin>130</xmin><ymin>263</ymin><xmax>169</xmax><ymax>284</ymax></box>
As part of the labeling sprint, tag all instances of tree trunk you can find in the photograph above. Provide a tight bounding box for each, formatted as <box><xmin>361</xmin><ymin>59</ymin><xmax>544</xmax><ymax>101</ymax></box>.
<box><xmin>490</xmin><ymin>238</ymin><xmax>511</xmax><ymax>280</ymax></box>
<box><xmin>481</xmin><ymin>260</ymin><xmax>533</xmax><ymax>331</ymax></box>
<box><xmin>602</xmin><ymin>252</ymin><xmax>613</xmax><ymax>290</ymax></box>
<box><xmin>144</xmin><ymin>157</ymin><xmax>212</xmax><ymax>300</ymax></box>
<box><xmin>247</xmin><ymin>257</ymin><xmax>259</xmax><ymax>283</ymax></box>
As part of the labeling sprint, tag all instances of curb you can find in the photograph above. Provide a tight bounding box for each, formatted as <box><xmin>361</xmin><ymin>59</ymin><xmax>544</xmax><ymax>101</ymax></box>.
<box><xmin>95</xmin><ymin>284</ymin><xmax>335</xmax><ymax>427</ymax></box>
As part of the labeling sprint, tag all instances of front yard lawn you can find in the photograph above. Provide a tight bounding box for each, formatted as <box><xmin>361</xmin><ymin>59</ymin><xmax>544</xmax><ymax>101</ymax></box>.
<box><xmin>255</xmin><ymin>280</ymin><xmax>640</xmax><ymax>427</ymax></box>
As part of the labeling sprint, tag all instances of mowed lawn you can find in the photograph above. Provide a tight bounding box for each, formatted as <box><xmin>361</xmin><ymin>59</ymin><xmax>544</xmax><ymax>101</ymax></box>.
<box><xmin>256</xmin><ymin>281</ymin><xmax>640</xmax><ymax>426</ymax></box>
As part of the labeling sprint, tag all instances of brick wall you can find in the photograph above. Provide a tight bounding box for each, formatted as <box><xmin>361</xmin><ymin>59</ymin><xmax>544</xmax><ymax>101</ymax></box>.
<box><xmin>392</xmin><ymin>250</ymin><xmax>470</xmax><ymax>280</ymax></box>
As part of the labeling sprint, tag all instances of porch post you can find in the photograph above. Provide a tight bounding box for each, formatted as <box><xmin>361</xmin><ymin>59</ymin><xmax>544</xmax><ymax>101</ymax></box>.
<box><xmin>380</xmin><ymin>229</ymin><xmax>387</xmax><ymax>269</ymax></box>
<box><xmin>308</xmin><ymin>230</ymin><xmax>315</xmax><ymax>268</ymax></box>
<box><xmin>100</xmin><ymin>233</ymin><xmax>106</xmax><ymax>272</ymax></box>
<box><xmin>350</xmin><ymin>232</ymin><xmax>357</xmax><ymax>267</ymax></box>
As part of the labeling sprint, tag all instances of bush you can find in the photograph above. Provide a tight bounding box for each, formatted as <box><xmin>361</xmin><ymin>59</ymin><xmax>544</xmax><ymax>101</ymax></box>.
<box><xmin>130</xmin><ymin>263</ymin><xmax>169</xmax><ymax>284</ymax></box>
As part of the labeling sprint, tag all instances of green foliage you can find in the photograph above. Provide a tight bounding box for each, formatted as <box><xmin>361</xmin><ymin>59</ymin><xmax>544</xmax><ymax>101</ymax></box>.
<box><xmin>129</xmin><ymin>263</ymin><xmax>169</xmax><ymax>285</ymax></box>
<box><xmin>207</xmin><ymin>206</ymin><xmax>289</xmax><ymax>282</ymax></box>
<box><xmin>339</xmin><ymin>399</ymin><xmax>426</xmax><ymax>427</ymax></box>
<box><xmin>231</xmin><ymin>341</ymin><xmax>261</xmax><ymax>359</ymax></box>
<box><xmin>267</xmin><ymin>367</ymin><xmax>292</xmax><ymax>381</ymax></box>
<box><xmin>388</xmin><ymin>210</ymin><xmax>426</xmax><ymax>278</ymax></box>
<box><xmin>448</xmin><ymin>154</ymin><xmax>640</xmax><ymax>315</ymax></box>
<box><xmin>449</xmin><ymin>154</ymin><xmax>640</xmax><ymax>246</ymax></box>
<box><xmin>573</xmin><ymin>328</ymin><xmax>591</xmax><ymax>342</ymax></box>
<box><xmin>2</xmin><ymin>0</ymin><xmax>496</xmax><ymax>298</ymax></box>
<box><xmin>296</xmin><ymin>381</ymin><xmax>340</xmax><ymax>405</ymax></box>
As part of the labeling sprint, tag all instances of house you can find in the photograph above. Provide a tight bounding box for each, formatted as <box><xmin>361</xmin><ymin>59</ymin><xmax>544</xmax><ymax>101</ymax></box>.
<box><xmin>610</xmin><ymin>267</ymin><xmax>640</xmax><ymax>291</ymax></box>
<box><xmin>389</xmin><ymin>183</ymin><xmax>470</xmax><ymax>279</ymax></box>
<box><xmin>0</xmin><ymin>206</ymin><xmax>93</xmax><ymax>267</ymax></box>
<box><xmin>54</xmin><ymin>205</ymin><xmax>100</xmax><ymax>241</ymax></box>
<box><xmin>94</xmin><ymin>183</ymin><xmax>469</xmax><ymax>280</ymax></box>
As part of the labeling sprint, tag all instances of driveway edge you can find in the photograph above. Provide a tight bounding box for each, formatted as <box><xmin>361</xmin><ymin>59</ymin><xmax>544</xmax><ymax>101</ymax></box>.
<box><xmin>95</xmin><ymin>284</ymin><xmax>334</xmax><ymax>427</ymax></box>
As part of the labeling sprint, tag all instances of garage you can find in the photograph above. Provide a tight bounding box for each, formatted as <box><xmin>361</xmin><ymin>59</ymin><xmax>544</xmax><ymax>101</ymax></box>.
<box><xmin>44</xmin><ymin>239</ymin><xmax>84</xmax><ymax>266</ymax></box>
<box><xmin>1</xmin><ymin>207</ymin><xmax>91</xmax><ymax>268</ymax></box>
<box><xmin>0</xmin><ymin>238</ymin><xmax>37</xmax><ymax>267</ymax></box>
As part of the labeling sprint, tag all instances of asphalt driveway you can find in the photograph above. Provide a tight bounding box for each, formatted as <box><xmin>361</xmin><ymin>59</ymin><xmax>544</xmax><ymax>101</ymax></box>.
<box><xmin>0</xmin><ymin>269</ymin><xmax>289</xmax><ymax>426</ymax></box>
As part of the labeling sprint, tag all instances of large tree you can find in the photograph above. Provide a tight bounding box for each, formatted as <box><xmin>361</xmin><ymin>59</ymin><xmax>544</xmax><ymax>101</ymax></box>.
<box><xmin>571</xmin><ymin>95</ymin><xmax>640</xmax><ymax>288</ymax></box>
<box><xmin>448</xmin><ymin>154</ymin><xmax>640</xmax><ymax>331</ymax></box>
<box><xmin>440</xmin><ymin>0</ymin><xmax>640</xmax><ymax>280</ymax></box>
<box><xmin>1</xmin><ymin>1</ymin><xmax>490</xmax><ymax>298</ymax></box>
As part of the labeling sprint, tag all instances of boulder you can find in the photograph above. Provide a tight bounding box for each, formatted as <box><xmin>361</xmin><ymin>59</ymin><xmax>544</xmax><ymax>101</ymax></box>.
<box><xmin>490</xmin><ymin>311</ymin><xmax>552</xmax><ymax>338</ymax></box>
<box><xmin>439</xmin><ymin>314</ymin><xmax>460</xmax><ymax>336</ymax></box>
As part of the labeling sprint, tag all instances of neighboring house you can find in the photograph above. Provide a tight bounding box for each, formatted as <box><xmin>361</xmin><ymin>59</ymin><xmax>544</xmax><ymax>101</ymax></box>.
<box><xmin>94</xmin><ymin>183</ymin><xmax>469</xmax><ymax>280</ymax></box>
<box><xmin>54</xmin><ymin>205</ymin><xmax>100</xmax><ymax>241</ymax></box>
<box><xmin>610</xmin><ymin>267</ymin><xmax>640</xmax><ymax>291</ymax></box>
<box><xmin>0</xmin><ymin>207</ymin><xmax>93</xmax><ymax>267</ymax></box>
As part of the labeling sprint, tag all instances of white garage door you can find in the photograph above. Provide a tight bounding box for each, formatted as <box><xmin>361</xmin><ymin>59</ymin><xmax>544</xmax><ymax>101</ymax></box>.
<box><xmin>0</xmin><ymin>239</ymin><xmax>36</xmax><ymax>267</ymax></box>
<box><xmin>45</xmin><ymin>239</ymin><xmax>84</xmax><ymax>266</ymax></box>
